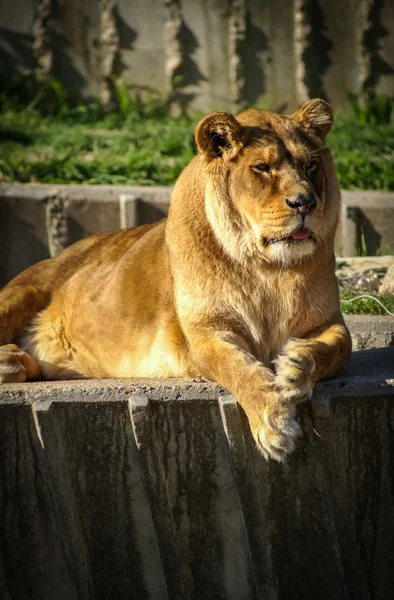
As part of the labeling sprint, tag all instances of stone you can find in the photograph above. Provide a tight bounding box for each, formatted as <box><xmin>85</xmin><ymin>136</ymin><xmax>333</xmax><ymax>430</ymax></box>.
<box><xmin>380</xmin><ymin>264</ymin><xmax>394</xmax><ymax>295</ymax></box>
<box><xmin>339</xmin><ymin>192</ymin><xmax>394</xmax><ymax>257</ymax></box>
<box><xmin>344</xmin><ymin>315</ymin><xmax>394</xmax><ymax>350</ymax></box>
<box><xmin>0</xmin><ymin>188</ymin><xmax>50</xmax><ymax>287</ymax></box>
<box><xmin>336</xmin><ymin>256</ymin><xmax>394</xmax><ymax>293</ymax></box>
<box><xmin>1</xmin><ymin>348</ymin><xmax>394</xmax><ymax>598</ymax></box>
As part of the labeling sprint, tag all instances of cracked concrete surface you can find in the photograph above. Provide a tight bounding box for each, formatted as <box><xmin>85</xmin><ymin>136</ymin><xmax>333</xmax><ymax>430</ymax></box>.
<box><xmin>1</xmin><ymin>347</ymin><xmax>394</xmax><ymax>598</ymax></box>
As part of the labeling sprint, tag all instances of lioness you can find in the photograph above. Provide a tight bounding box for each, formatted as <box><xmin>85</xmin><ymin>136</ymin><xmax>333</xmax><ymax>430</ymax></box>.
<box><xmin>0</xmin><ymin>98</ymin><xmax>351</xmax><ymax>461</ymax></box>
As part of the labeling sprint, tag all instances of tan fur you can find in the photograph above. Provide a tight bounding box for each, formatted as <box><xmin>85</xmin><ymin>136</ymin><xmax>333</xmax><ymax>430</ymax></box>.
<box><xmin>0</xmin><ymin>99</ymin><xmax>351</xmax><ymax>461</ymax></box>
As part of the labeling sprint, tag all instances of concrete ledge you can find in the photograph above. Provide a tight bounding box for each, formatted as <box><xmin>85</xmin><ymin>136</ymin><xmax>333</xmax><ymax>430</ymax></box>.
<box><xmin>344</xmin><ymin>314</ymin><xmax>394</xmax><ymax>350</ymax></box>
<box><xmin>1</xmin><ymin>184</ymin><xmax>394</xmax><ymax>284</ymax></box>
<box><xmin>1</xmin><ymin>347</ymin><xmax>394</xmax><ymax>599</ymax></box>
<box><xmin>0</xmin><ymin>184</ymin><xmax>171</xmax><ymax>286</ymax></box>
<box><xmin>340</xmin><ymin>190</ymin><xmax>394</xmax><ymax>255</ymax></box>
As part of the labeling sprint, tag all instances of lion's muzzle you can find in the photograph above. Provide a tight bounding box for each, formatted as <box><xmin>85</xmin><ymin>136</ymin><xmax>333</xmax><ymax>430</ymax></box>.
<box><xmin>285</xmin><ymin>192</ymin><xmax>317</xmax><ymax>215</ymax></box>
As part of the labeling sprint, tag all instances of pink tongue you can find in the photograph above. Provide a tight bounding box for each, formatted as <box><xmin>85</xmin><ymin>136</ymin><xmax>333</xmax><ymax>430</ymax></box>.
<box><xmin>291</xmin><ymin>228</ymin><xmax>310</xmax><ymax>240</ymax></box>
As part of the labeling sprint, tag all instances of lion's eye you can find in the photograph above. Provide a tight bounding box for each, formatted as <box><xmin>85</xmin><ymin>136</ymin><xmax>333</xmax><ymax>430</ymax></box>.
<box><xmin>253</xmin><ymin>163</ymin><xmax>271</xmax><ymax>174</ymax></box>
<box><xmin>306</xmin><ymin>160</ymin><xmax>318</xmax><ymax>174</ymax></box>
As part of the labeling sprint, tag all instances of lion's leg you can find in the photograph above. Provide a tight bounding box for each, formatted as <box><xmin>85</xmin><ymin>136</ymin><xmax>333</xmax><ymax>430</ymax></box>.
<box><xmin>0</xmin><ymin>263</ymin><xmax>54</xmax><ymax>383</ymax></box>
<box><xmin>274</xmin><ymin>322</ymin><xmax>352</xmax><ymax>402</ymax></box>
<box><xmin>188</xmin><ymin>328</ymin><xmax>302</xmax><ymax>462</ymax></box>
<box><xmin>0</xmin><ymin>285</ymin><xmax>51</xmax><ymax>346</ymax></box>
<box><xmin>0</xmin><ymin>344</ymin><xmax>42</xmax><ymax>383</ymax></box>
<box><xmin>0</xmin><ymin>253</ymin><xmax>60</xmax><ymax>348</ymax></box>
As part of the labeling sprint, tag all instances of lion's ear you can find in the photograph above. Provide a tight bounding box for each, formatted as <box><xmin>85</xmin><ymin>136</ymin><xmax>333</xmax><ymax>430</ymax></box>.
<box><xmin>194</xmin><ymin>112</ymin><xmax>244</xmax><ymax>161</ymax></box>
<box><xmin>292</xmin><ymin>98</ymin><xmax>334</xmax><ymax>143</ymax></box>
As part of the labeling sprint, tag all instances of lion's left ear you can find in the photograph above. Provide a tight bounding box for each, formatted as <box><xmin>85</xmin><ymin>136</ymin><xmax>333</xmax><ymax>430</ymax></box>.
<box><xmin>194</xmin><ymin>112</ymin><xmax>244</xmax><ymax>161</ymax></box>
<box><xmin>292</xmin><ymin>98</ymin><xmax>334</xmax><ymax>143</ymax></box>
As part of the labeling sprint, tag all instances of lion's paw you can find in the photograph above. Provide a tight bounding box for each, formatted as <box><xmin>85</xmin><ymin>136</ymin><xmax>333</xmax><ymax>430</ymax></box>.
<box><xmin>0</xmin><ymin>344</ymin><xmax>34</xmax><ymax>383</ymax></box>
<box><xmin>274</xmin><ymin>338</ymin><xmax>315</xmax><ymax>402</ymax></box>
<box><xmin>250</xmin><ymin>402</ymin><xmax>302</xmax><ymax>462</ymax></box>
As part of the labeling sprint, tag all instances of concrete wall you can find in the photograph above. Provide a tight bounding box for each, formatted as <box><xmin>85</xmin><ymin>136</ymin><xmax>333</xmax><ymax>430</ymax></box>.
<box><xmin>0</xmin><ymin>184</ymin><xmax>170</xmax><ymax>286</ymax></box>
<box><xmin>0</xmin><ymin>346</ymin><xmax>394</xmax><ymax>599</ymax></box>
<box><xmin>1</xmin><ymin>0</ymin><xmax>394</xmax><ymax>112</ymax></box>
<box><xmin>1</xmin><ymin>183</ymin><xmax>394</xmax><ymax>287</ymax></box>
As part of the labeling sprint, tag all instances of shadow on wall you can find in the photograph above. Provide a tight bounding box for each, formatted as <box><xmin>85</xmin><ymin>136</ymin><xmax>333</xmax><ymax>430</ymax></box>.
<box><xmin>300</xmin><ymin>0</ymin><xmax>332</xmax><ymax>100</ymax></box>
<box><xmin>102</xmin><ymin>8</ymin><xmax>139</xmax><ymax>106</ymax></box>
<box><xmin>32</xmin><ymin>1</ymin><xmax>138</xmax><ymax>102</ymax></box>
<box><xmin>359</xmin><ymin>214</ymin><xmax>382</xmax><ymax>255</ymax></box>
<box><xmin>0</xmin><ymin>27</ymin><xmax>37</xmax><ymax>84</ymax></box>
<box><xmin>40</xmin><ymin>0</ymin><xmax>85</xmax><ymax>99</ymax></box>
<box><xmin>242</xmin><ymin>11</ymin><xmax>268</xmax><ymax>106</ymax></box>
<box><xmin>112</xmin><ymin>8</ymin><xmax>138</xmax><ymax>82</ymax></box>
<box><xmin>0</xmin><ymin>201</ymin><xmax>50</xmax><ymax>287</ymax></box>
<box><xmin>51</xmin><ymin>31</ymin><xmax>86</xmax><ymax>98</ymax></box>
<box><xmin>116</xmin><ymin>10</ymin><xmax>138</xmax><ymax>54</ymax></box>
<box><xmin>363</xmin><ymin>0</ymin><xmax>394</xmax><ymax>93</ymax></box>
<box><xmin>169</xmin><ymin>19</ymin><xmax>207</xmax><ymax>114</ymax></box>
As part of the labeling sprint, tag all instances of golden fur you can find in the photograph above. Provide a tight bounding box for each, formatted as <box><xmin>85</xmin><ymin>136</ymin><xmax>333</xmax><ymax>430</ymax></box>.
<box><xmin>0</xmin><ymin>99</ymin><xmax>351</xmax><ymax>460</ymax></box>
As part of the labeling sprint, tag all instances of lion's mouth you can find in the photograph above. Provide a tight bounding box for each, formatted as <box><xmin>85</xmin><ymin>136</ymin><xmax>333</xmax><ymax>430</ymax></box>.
<box><xmin>263</xmin><ymin>227</ymin><xmax>314</xmax><ymax>245</ymax></box>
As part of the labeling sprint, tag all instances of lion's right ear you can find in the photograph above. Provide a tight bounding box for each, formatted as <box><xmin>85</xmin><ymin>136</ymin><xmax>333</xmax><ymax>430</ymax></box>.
<box><xmin>194</xmin><ymin>112</ymin><xmax>244</xmax><ymax>161</ymax></box>
<box><xmin>291</xmin><ymin>99</ymin><xmax>334</xmax><ymax>143</ymax></box>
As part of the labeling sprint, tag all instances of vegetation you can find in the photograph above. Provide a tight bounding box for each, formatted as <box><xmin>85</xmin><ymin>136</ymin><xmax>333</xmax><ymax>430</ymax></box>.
<box><xmin>0</xmin><ymin>75</ymin><xmax>393</xmax><ymax>189</ymax></box>
<box><xmin>329</xmin><ymin>114</ymin><xmax>394</xmax><ymax>191</ymax></box>
<box><xmin>0</xmin><ymin>77</ymin><xmax>196</xmax><ymax>185</ymax></box>
<box><xmin>0</xmin><ymin>76</ymin><xmax>393</xmax><ymax>314</ymax></box>
<box><xmin>339</xmin><ymin>291</ymin><xmax>394</xmax><ymax>316</ymax></box>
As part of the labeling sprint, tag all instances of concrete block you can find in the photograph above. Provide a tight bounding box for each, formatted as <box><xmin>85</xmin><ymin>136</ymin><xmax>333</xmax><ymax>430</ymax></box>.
<box><xmin>119</xmin><ymin>190</ymin><xmax>169</xmax><ymax>229</ymax></box>
<box><xmin>0</xmin><ymin>189</ymin><xmax>50</xmax><ymax>287</ymax></box>
<box><xmin>182</xmin><ymin>0</ymin><xmax>231</xmax><ymax>111</ymax></box>
<box><xmin>321</xmin><ymin>0</ymin><xmax>362</xmax><ymax>108</ymax></box>
<box><xmin>1</xmin><ymin>348</ymin><xmax>394</xmax><ymax>598</ymax></box>
<box><xmin>336</xmin><ymin>205</ymin><xmax>361</xmax><ymax>256</ymax></box>
<box><xmin>222</xmin><ymin>400</ymin><xmax>348</xmax><ymax>599</ymax></box>
<box><xmin>0</xmin><ymin>400</ymin><xmax>75</xmax><ymax>599</ymax></box>
<box><xmin>33</xmin><ymin>392</ymin><xmax>166</xmax><ymax>600</ymax></box>
<box><xmin>117</xmin><ymin>0</ymin><xmax>167</xmax><ymax>94</ymax></box>
<box><xmin>1</xmin><ymin>184</ymin><xmax>394</xmax><ymax>354</ymax></box>
<box><xmin>2</xmin><ymin>185</ymin><xmax>394</xmax><ymax>285</ymax></box>
<box><xmin>344</xmin><ymin>315</ymin><xmax>394</xmax><ymax>350</ymax></box>
<box><xmin>66</xmin><ymin>198</ymin><xmax>120</xmax><ymax>245</ymax></box>
<box><xmin>129</xmin><ymin>393</ymin><xmax>256</xmax><ymax>600</ymax></box>
<box><xmin>340</xmin><ymin>191</ymin><xmax>394</xmax><ymax>256</ymax></box>
<box><xmin>381</xmin><ymin>264</ymin><xmax>394</xmax><ymax>294</ymax></box>
<box><xmin>119</xmin><ymin>194</ymin><xmax>139</xmax><ymax>229</ymax></box>
<box><xmin>0</xmin><ymin>184</ymin><xmax>173</xmax><ymax>281</ymax></box>
<box><xmin>2</xmin><ymin>0</ymin><xmax>394</xmax><ymax>112</ymax></box>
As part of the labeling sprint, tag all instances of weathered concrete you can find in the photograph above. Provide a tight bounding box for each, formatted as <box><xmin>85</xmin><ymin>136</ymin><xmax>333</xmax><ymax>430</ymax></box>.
<box><xmin>0</xmin><ymin>184</ymin><xmax>170</xmax><ymax>285</ymax></box>
<box><xmin>0</xmin><ymin>347</ymin><xmax>394</xmax><ymax>599</ymax></box>
<box><xmin>1</xmin><ymin>184</ymin><xmax>394</xmax><ymax>352</ymax></box>
<box><xmin>381</xmin><ymin>264</ymin><xmax>394</xmax><ymax>294</ymax></box>
<box><xmin>344</xmin><ymin>314</ymin><xmax>394</xmax><ymax>350</ymax></box>
<box><xmin>0</xmin><ymin>187</ymin><xmax>49</xmax><ymax>285</ymax></box>
<box><xmin>336</xmin><ymin>255</ymin><xmax>394</xmax><ymax>292</ymax></box>
<box><xmin>1</xmin><ymin>184</ymin><xmax>394</xmax><ymax>285</ymax></box>
<box><xmin>339</xmin><ymin>191</ymin><xmax>394</xmax><ymax>256</ymax></box>
<box><xmin>1</xmin><ymin>0</ymin><xmax>394</xmax><ymax>112</ymax></box>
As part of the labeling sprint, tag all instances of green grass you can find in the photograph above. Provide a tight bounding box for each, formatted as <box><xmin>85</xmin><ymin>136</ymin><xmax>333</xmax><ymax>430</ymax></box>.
<box><xmin>339</xmin><ymin>291</ymin><xmax>394</xmax><ymax>316</ymax></box>
<box><xmin>329</xmin><ymin>114</ymin><xmax>394</xmax><ymax>191</ymax></box>
<box><xmin>1</xmin><ymin>89</ymin><xmax>393</xmax><ymax>314</ymax></box>
<box><xmin>0</xmin><ymin>90</ymin><xmax>393</xmax><ymax>189</ymax></box>
<box><xmin>0</xmin><ymin>99</ymin><xmax>196</xmax><ymax>185</ymax></box>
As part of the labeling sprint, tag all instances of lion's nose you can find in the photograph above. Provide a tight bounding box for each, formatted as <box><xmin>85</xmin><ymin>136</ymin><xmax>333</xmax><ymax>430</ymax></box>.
<box><xmin>285</xmin><ymin>192</ymin><xmax>317</xmax><ymax>215</ymax></box>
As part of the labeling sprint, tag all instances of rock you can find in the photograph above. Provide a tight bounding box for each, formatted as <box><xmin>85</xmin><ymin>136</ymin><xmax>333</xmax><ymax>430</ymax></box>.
<box><xmin>380</xmin><ymin>265</ymin><xmax>394</xmax><ymax>295</ymax></box>
<box><xmin>336</xmin><ymin>256</ymin><xmax>394</xmax><ymax>293</ymax></box>
<box><xmin>344</xmin><ymin>314</ymin><xmax>394</xmax><ymax>350</ymax></box>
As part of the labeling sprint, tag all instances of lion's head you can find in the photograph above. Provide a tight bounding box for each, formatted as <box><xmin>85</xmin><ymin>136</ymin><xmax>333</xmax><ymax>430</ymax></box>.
<box><xmin>193</xmin><ymin>99</ymin><xmax>340</xmax><ymax>266</ymax></box>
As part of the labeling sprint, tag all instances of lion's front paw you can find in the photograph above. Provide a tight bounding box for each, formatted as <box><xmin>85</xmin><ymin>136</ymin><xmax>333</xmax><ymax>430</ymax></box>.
<box><xmin>0</xmin><ymin>344</ymin><xmax>39</xmax><ymax>383</ymax></box>
<box><xmin>274</xmin><ymin>338</ymin><xmax>316</xmax><ymax>402</ymax></box>
<box><xmin>250</xmin><ymin>401</ymin><xmax>302</xmax><ymax>462</ymax></box>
